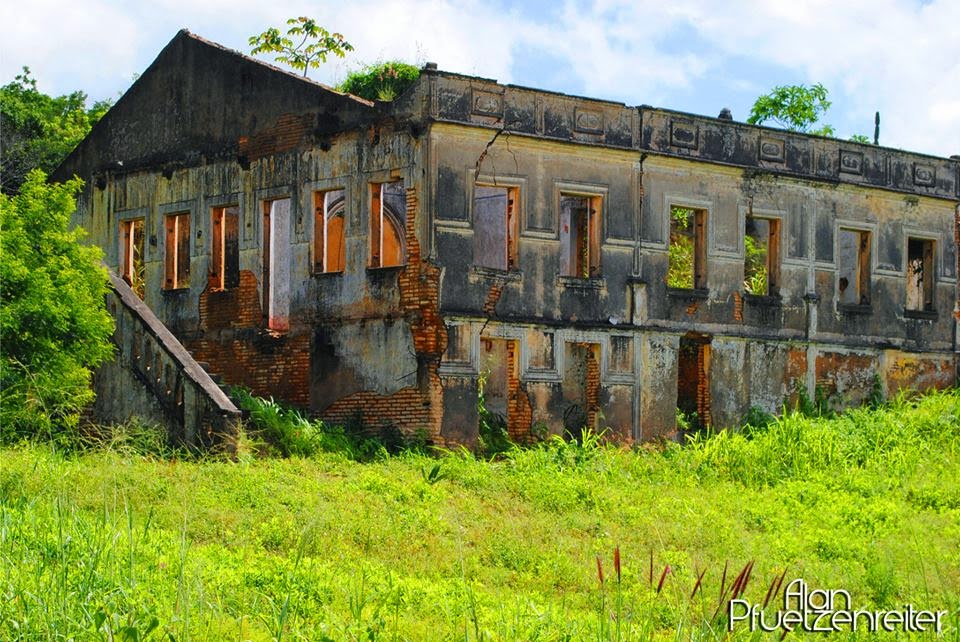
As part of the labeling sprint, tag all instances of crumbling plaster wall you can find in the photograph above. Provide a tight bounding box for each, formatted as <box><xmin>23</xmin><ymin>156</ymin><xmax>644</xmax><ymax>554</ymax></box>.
<box><xmin>430</xmin><ymin>110</ymin><xmax>957</xmax><ymax>440</ymax></box>
<box><xmin>76</xmin><ymin>121</ymin><xmax>448</xmax><ymax>438</ymax></box>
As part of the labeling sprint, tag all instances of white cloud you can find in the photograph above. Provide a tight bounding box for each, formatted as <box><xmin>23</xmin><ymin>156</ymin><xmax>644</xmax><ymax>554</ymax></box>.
<box><xmin>3</xmin><ymin>0</ymin><xmax>958</xmax><ymax>156</ymax></box>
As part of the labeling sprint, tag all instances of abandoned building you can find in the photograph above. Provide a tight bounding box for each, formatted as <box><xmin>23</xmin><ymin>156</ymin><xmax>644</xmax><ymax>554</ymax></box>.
<box><xmin>54</xmin><ymin>30</ymin><xmax>960</xmax><ymax>447</ymax></box>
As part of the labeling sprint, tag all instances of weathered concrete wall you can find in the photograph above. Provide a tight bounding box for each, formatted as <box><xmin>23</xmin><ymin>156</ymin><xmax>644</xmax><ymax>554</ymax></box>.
<box><xmin>95</xmin><ymin>271</ymin><xmax>240</xmax><ymax>449</ymax></box>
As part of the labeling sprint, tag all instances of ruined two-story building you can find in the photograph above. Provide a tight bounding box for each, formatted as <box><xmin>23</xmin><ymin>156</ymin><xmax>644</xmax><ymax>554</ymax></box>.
<box><xmin>55</xmin><ymin>30</ymin><xmax>960</xmax><ymax>447</ymax></box>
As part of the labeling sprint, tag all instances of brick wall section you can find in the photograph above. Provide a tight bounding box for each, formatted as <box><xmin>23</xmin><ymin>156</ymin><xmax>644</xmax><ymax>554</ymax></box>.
<box><xmin>186</xmin><ymin>269</ymin><xmax>310</xmax><ymax>407</ymax></box>
<box><xmin>585</xmin><ymin>346</ymin><xmax>601</xmax><ymax>429</ymax></box>
<box><xmin>198</xmin><ymin>270</ymin><xmax>262</xmax><ymax>329</ymax></box>
<box><xmin>239</xmin><ymin>113</ymin><xmax>314</xmax><ymax>161</ymax></box>
<box><xmin>321</xmin><ymin>187</ymin><xmax>450</xmax><ymax>442</ymax></box>
<box><xmin>697</xmin><ymin>344</ymin><xmax>712</xmax><ymax>427</ymax></box>
<box><xmin>505</xmin><ymin>340</ymin><xmax>533</xmax><ymax>442</ymax></box>
<box><xmin>186</xmin><ymin>332</ymin><xmax>311</xmax><ymax>407</ymax></box>
<box><xmin>733</xmin><ymin>291</ymin><xmax>743</xmax><ymax>322</ymax></box>
<box><xmin>484</xmin><ymin>282</ymin><xmax>504</xmax><ymax>315</ymax></box>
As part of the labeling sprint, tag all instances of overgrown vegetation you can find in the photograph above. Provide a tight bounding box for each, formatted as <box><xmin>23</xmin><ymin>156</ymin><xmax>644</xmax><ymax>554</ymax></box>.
<box><xmin>338</xmin><ymin>61</ymin><xmax>420</xmax><ymax>101</ymax></box>
<box><xmin>3</xmin><ymin>389</ymin><xmax>959</xmax><ymax>639</ymax></box>
<box><xmin>742</xmin><ymin>234</ymin><xmax>768</xmax><ymax>295</ymax></box>
<box><xmin>0</xmin><ymin>171</ymin><xmax>114</xmax><ymax>442</ymax></box>
<box><xmin>232</xmin><ymin>387</ymin><xmax>429</xmax><ymax>461</ymax></box>
<box><xmin>476</xmin><ymin>370</ymin><xmax>512</xmax><ymax>457</ymax></box>
<box><xmin>666</xmin><ymin>206</ymin><xmax>695</xmax><ymax>289</ymax></box>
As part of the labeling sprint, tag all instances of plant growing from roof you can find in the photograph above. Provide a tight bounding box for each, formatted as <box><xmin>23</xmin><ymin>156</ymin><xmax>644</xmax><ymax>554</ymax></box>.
<box><xmin>747</xmin><ymin>83</ymin><xmax>835</xmax><ymax>137</ymax></box>
<box><xmin>249</xmin><ymin>17</ymin><xmax>353</xmax><ymax>78</ymax></box>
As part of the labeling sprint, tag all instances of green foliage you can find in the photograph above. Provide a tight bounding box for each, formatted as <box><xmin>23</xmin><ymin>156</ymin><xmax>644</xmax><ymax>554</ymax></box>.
<box><xmin>3</xmin><ymin>389</ymin><xmax>960</xmax><ymax>639</ymax></box>
<box><xmin>743</xmin><ymin>233</ymin><xmax>768</xmax><ymax>294</ymax></box>
<box><xmin>849</xmin><ymin>134</ymin><xmax>871</xmax><ymax>144</ymax></box>
<box><xmin>231</xmin><ymin>387</ymin><xmax>429</xmax><ymax>461</ymax></box>
<box><xmin>0</xmin><ymin>67</ymin><xmax>111</xmax><ymax>195</ymax></box>
<box><xmin>747</xmin><ymin>83</ymin><xmax>835</xmax><ymax>137</ymax></box>
<box><xmin>476</xmin><ymin>370</ymin><xmax>512</xmax><ymax>457</ymax></box>
<box><xmin>249</xmin><ymin>17</ymin><xmax>353</xmax><ymax>78</ymax></box>
<box><xmin>666</xmin><ymin>206</ymin><xmax>694</xmax><ymax>289</ymax></box>
<box><xmin>0</xmin><ymin>171</ymin><xmax>114</xmax><ymax>441</ymax></box>
<box><xmin>337</xmin><ymin>61</ymin><xmax>421</xmax><ymax>101</ymax></box>
<box><xmin>869</xmin><ymin>373</ymin><xmax>885</xmax><ymax>408</ymax></box>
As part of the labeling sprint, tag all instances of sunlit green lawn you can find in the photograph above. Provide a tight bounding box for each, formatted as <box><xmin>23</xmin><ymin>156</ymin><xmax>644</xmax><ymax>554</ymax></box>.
<box><xmin>2</xmin><ymin>390</ymin><xmax>959</xmax><ymax>640</ymax></box>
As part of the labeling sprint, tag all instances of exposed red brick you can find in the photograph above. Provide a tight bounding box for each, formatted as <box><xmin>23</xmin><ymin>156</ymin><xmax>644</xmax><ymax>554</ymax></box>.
<box><xmin>239</xmin><ymin>113</ymin><xmax>314</xmax><ymax>160</ymax></box>
<box><xmin>585</xmin><ymin>345</ymin><xmax>602</xmax><ymax>430</ymax></box>
<box><xmin>505</xmin><ymin>340</ymin><xmax>532</xmax><ymax>442</ymax></box>
<box><xmin>484</xmin><ymin>282</ymin><xmax>504</xmax><ymax>316</ymax></box>
<box><xmin>186</xmin><ymin>269</ymin><xmax>310</xmax><ymax>407</ymax></box>
<box><xmin>319</xmin><ymin>187</ymin><xmax>449</xmax><ymax>442</ymax></box>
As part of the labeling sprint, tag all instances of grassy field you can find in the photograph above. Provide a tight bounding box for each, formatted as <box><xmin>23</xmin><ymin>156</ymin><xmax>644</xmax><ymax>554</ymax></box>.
<box><xmin>2</xmin><ymin>390</ymin><xmax>960</xmax><ymax>640</ymax></box>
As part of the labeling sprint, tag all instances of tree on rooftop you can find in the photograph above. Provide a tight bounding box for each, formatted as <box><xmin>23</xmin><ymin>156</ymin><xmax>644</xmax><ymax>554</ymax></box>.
<box><xmin>747</xmin><ymin>83</ymin><xmax>835</xmax><ymax>137</ymax></box>
<box><xmin>249</xmin><ymin>17</ymin><xmax>353</xmax><ymax>78</ymax></box>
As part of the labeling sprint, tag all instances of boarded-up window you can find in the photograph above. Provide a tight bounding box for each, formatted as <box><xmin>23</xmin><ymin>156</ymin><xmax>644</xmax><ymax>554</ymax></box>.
<box><xmin>369</xmin><ymin>181</ymin><xmax>405</xmax><ymax>268</ymax></box>
<box><xmin>473</xmin><ymin>185</ymin><xmax>519</xmax><ymax>271</ymax></box>
<box><xmin>164</xmin><ymin>212</ymin><xmax>190</xmax><ymax>290</ymax></box>
<box><xmin>744</xmin><ymin>217</ymin><xmax>781</xmax><ymax>295</ymax></box>
<box><xmin>210</xmin><ymin>205</ymin><xmax>239</xmax><ymax>290</ymax></box>
<box><xmin>838</xmin><ymin>228</ymin><xmax>871</xmax><ymax>305</ymax></box>
<box><xmin>667</xmin><ymin>206</ymin><xmax>707</xmax><ymax>289</ymax></box>
<box><xmin>906</xmin><ymin>238</ymin><xmax>934</xmax><ymax>311</ymax></box>
<box><xmin>120</xmin><ymin>218</ymin><xmax>145</xmax><ymax>299</ymax></box>
<box><xmin>559</xmin><ymin>194</ymin><xmax>601</xmax><ymax>278</ymax></box>
<box><xmin>313</xmin><ymin>189</ymin><xmax>346</xmax><ymax>273</ymax></box>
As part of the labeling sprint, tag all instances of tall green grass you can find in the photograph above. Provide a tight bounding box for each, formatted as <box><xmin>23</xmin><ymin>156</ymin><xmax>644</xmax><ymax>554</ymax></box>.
<box><xmin>2</xmin><ymin>389</ymin><xmax>959</xmax><ymax>640</ymax></box>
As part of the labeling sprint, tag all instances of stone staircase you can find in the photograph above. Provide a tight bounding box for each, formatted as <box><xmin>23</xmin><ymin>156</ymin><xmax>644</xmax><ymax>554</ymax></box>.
<box><xmin>92</xmin><ymin>271</ymin><xmax>241</xmax><ymax>451</ymax></box>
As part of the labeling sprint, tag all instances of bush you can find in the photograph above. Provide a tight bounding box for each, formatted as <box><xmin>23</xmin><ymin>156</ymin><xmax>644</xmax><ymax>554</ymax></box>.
<box><xmin>0</xmin><ymin>170</ymin><xmax>113</xmax><ymax>442</ymax></box>
<box><xmin>337</xmin><ymin>61</ymin><xmax>420</xmax><ymax>101</ymax></box>
<box><xmin>231</xmin><ymin>388</ymin><xmax>422</xmax><ymax>461</ymax></box>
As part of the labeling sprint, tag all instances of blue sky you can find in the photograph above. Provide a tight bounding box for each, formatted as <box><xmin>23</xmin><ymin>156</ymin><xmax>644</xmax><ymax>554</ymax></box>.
<box><xmin>3</xmin><ymin>0</ymin><xmax>958</xmax><ymax>158</ymax></box>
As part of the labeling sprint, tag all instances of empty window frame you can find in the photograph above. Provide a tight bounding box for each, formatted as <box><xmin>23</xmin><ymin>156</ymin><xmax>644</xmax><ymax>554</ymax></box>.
<box><xmin>743</xmin><ymin>216</ymin><xmax>781</xmax><ymax>296</ymax></box>
<box><xmin>906</xmin><ymin>237</ymin><xmax>934</xmax><ymax>312</ymax></box>
<box><xmin>164</xmin><ymin>212</ymin><xmax>191</xmax><ymax>290</ymax></box>
<box><xmin>667</xmin><ymin>206</ymin><xmax>707</xmax><ymax>290</ymax></box>
<box><xmin>559</xmin><ymin>193</ymin><xmax>601</xmax><ymax>278</ymax></box>
<box><xmin>473</xmin><ymin>184</ymin><xmax>519</xmax><ymax>271</ymax></box>
<box><xmin>262</xmin><ymin>198</ymin><xmax>291</xmax><ymax>331</ymax></box>
<box><xmin>837</xmin><ymin>228</ymin><xmax>871</xmax><ymax>306</ymax></box>
<box><xmin>314</xmin><ymin>189</ymin><xmax>346</xmax><ymax>273</ymax></box>
<box><xmin>120</xmin><ymin>218</ymin><xmax>145</xmax><ymax>299</ymax></box>
<box><xmin>369</xmin><ymin>181</ymin><xmax>406</xmax><ymax>268</ymax></box>
<box><xmin>210</xmin><ymin>205</ymin><xmax>240</xmax><ymax>290</ymax></box>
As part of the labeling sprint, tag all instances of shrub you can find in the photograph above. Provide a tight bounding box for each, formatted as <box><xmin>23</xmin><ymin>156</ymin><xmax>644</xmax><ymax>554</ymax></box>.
<box><xmin>231</xmin><ymin>388</ymin><xmax>417</xmax><ymax>461</ymax></box>
<box><xmin>337</xmin><ymin>61</ymin><xmax>420</xmax><ymax>101</ymax></box>
<box><xmin>0</xmin><ymin>170</ymin><xmax>113</xmax><ymax>442</ymax></box>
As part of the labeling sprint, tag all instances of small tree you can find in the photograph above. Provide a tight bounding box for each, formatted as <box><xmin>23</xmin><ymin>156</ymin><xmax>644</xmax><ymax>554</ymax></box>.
<box><xmin>249</xmin><ymin>17</ymin><xmax>353</xmax><ymax>78</ymax></box>
<box><xmin>747</xmin><ymin>83</ymin><xmax>835</xmax><ymax>137</ymax></box>
<box><xmin>0</xmin><ymin>170</ymin><xmax>114</xmax><ymax>441</ymax></box>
